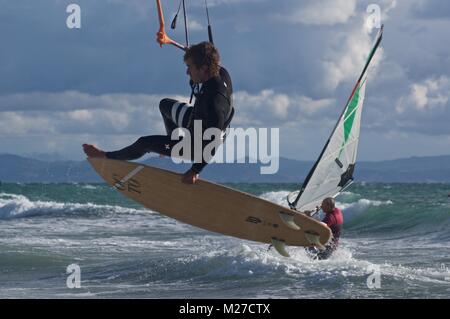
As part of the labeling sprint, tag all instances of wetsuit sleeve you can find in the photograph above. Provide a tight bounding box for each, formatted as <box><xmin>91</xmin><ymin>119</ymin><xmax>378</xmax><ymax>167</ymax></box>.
<box><xmin>207</xmin><ymin>93</ymin><xmax>228</xmax><ymax>129</ymax></box>
<box><xmin>190</xmin><ymin>93</ymin><xmax>229</xmax><ymax>174</ymax></box>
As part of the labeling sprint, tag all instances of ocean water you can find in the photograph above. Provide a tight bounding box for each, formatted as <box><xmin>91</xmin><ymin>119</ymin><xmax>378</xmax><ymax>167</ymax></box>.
<box><xmin>0</xmin><ymin>182</ymin><xmax>449</xmax><ymax>299</ymax></box>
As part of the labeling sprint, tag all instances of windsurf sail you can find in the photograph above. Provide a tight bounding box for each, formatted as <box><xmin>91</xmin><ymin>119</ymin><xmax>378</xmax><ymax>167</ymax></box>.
<box><xmin>288</xmin><ymin>25</ymin><xmax>384</xmax><ymax>213</ymax></box>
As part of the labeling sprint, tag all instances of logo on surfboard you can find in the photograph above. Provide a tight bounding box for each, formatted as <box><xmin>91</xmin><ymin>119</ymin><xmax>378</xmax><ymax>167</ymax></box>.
<box><xmin>246</xmin><ymin>216</ymin><xmax>279</xmax><ymax>229</ymax></box>
<box><xmin>112</xmin><ymin>173</ymin><xmax>141</xmax><ymax>194</ymax></box>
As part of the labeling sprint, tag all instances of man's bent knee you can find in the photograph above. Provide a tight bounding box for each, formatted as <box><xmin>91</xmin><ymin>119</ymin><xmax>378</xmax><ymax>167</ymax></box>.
<box><xmin>159</xmin><ymin>98</ymin><xmax>176</xmax><ymax>115</ymax></box>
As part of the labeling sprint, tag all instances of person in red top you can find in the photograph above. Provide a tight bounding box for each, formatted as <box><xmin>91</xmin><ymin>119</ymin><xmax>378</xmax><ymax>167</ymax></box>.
<box><xmin>307</xmin><ymin>197</ymin><xmax>343</xmax><ymax>260</ymax></box>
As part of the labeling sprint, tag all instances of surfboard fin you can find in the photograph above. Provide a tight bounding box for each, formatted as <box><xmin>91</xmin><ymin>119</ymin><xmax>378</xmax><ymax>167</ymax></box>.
<box><xmin>278</xmin><ymin>212</ymin><xmax>301</xmax><ymax>230</ymax></box>
<box><xmin>271</xmin><ymin>238</ymin><xmax>290</xmax><ymax>257</ymax></box>
<box><xmin>304</xmin><ymin>231</ymin><xmax>326</xmax><ymax>251</ymax></box>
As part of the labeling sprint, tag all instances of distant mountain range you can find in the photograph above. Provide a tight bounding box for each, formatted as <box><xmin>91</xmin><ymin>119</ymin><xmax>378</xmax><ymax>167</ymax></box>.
<box><xmin>1</xmin><ymin>153</ymin><xmax>450</xmax><ymax>183</ymax></box>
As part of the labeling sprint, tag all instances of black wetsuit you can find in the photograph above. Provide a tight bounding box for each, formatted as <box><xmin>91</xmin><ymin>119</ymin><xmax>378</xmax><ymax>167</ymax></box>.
<box><xmin>106</xmin><ymin>67</ymin><xmax>234</xmax><ymax>174</ymax></box>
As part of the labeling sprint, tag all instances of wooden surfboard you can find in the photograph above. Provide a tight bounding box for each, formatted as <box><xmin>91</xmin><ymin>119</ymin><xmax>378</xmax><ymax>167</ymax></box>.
<box><xmin>88</xmin><ymin>158</ymin><xmax>331</xmax><ymax>256</ymax></box>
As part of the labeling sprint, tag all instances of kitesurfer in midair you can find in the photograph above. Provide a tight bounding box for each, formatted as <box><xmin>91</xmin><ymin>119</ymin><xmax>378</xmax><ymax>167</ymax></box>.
<box><xmin>83</xmin><ymin>42</ymin><xmax>234</xmax><ymax>184</ymax></box>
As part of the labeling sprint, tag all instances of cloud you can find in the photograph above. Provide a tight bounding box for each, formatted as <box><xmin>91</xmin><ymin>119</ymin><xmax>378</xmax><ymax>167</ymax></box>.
<box><xmin>188</xmin><ymin>20</ymin><xmax>204</xmax><ymax>31</ymax></box>
<box><xmin>68</xmin><ymin>109</ymin><xmax>93</xmax><ymax>121</ymax></box>
<box><xmin>0</xmin><ymin>112</ymin><xmax>53</xmax><ymax>135</ymax></box>
<box><xmin>0</xmin><ymin>89</ymin><xmax>338</xmax><ymax>160</ymax></box>
<box><xmin>361</xmin><ymin>74</ymin><xmax>450</xmax><ymax>136</ymax></box>
<box><xmin>318</xmin><ymin>0</ymin><xmax>396</xmax><ymax>91</ymax></box>
<box><xmin>0</xmin><ymin>91</ymin><xmax>187</xmax><ymax>113</ymax></box>
<box><xmin>1</xmin><ymin>0</ymin><xmax>450</xmax><ymax>161</ymax></box>
<box><xmin>269</xmin><ymin>94</ymin><xmax>290</xmax><ymax>119</ymax></box>
<box><xmin>411</xmin><ymin>84</ymin><xmax>428</xmax><ymax>109</ymax></box>
<box><xmin>0</xmin><ymin>90</ymin><xmax>336</xmax><ymax>134</ymax></box>
<box><xmin>297</xmin><ymin>96</ymin><xmax>335</xmax><ymax>114</ymax></box>
<box><xmin>411</xmin><ymin>0</ymin><xmax>450</xmax><ymax>20</ymax></box>
<box><xmin>287</xmin><ymin>0</ymin><xmax>357</xmax><ymax>26</ymax></box>
<box><xmin>205</xmin><ymin>0</ymin><xmax>264</xmax><ymax>6</ymax></box>
<box><xmin>322</xmin><ymin>27</ymin><xmax>379</xmax><ymax>91</ymax></box>
<box><xmin>396</xmin><ymin>76</ymin><xmax>449</xmax><ymax>113</ymax></box>
<box><xmin>0</xmin><ymin>91</ymin><xmax>191</xmax><ymax>136</ymax></box>
<box><xmin>233</xmin><ymin>90</ymin><xmax>335</xmax><ymax>125</ymax></box>
<box><xmin>379</xmin><ymin>0</ymin><xmax>398</xmax><ymax>18</ymax></box>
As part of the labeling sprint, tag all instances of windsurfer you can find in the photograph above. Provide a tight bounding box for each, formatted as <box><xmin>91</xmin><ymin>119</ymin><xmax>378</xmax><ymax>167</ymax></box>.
<box><xmin>307</xmin><ymin>197</ymin><xmax>343</xmax><ymax>260</ymax></box>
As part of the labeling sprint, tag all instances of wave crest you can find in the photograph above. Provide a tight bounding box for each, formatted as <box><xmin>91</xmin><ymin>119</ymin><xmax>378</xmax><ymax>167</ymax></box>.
<box><xmin>0</xmin><ymin>192</ymin><xmax>144</xmax><ymax>220</ymax></box>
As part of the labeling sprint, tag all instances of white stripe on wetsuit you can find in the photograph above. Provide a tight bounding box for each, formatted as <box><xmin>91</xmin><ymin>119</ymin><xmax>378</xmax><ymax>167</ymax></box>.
<box><xmin>171</xmin><ymin>102</ymin><xmax>181</xmax><ymax>123</ymax></box>
<box><xmin>177</xmin><ymin>104</ymin><xmax>189</xmax><ymax>127</ymax></box>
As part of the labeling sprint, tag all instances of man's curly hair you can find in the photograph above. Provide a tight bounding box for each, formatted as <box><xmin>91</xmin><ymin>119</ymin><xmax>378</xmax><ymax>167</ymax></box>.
<box><xmin>184</xmin><ymin>42</ymin><xmax>221</xmax><ymax>77</ymax></box>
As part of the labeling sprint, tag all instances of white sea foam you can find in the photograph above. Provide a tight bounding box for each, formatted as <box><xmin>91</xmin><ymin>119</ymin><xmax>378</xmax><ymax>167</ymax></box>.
<box><xmin>258</xmin><ymin>191</ymin><xmax>291</xmax><ymax>207</ymax></box>
<box><xmin>257</xmin><ymin>190</ymin><xmax>392</xmax><ymax>219</ymax></box>
<box><xmin>0</xmin><ymin>192</ymin><xmax>146</xmax><ymax>220</ymax></box>
<box><xmin>79</xmin><ymin>184</ymin><xmax>100</xmax><ymax>190</ymax></box>
<box><xmin>340</xmin><ymin>191</ymin><xmax>356</xmax><ymax>196</ymax></box>
<box><xmin>179</xmin><ymin>237</ymin><xmax>450</xmax><ymax>289</ymax></box>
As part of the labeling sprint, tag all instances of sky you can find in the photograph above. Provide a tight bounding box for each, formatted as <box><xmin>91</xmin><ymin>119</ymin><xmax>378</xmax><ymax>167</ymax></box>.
<box><xmin>0</xmin><ymin>0</ymin><xmax>450</xmax><ymax>161</ymax></box>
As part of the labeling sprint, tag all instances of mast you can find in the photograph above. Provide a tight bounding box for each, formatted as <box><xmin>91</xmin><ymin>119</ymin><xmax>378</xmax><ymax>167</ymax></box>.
<box><xmin>288</xmin><ymin>26</ymin><xmax>384</xmax><ymax>210</ymax></box>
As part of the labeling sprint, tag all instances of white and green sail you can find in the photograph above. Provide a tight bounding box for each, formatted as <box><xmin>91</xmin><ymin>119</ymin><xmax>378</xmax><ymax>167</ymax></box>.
<box><xmin>288</xmin><ymin>26</ymin><xmax>384</xmax><ymax>213</ymax></box>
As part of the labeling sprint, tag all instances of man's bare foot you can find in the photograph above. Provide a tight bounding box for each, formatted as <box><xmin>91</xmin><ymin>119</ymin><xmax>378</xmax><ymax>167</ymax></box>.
<box><xmin>182</xmin><ymin>169</ymin><xmax>199</xmax><ymax>184</ymax></box>
<box><xmin>82</xmin><ymin>144</ymin><xmax>106</xmax><ymax>158</ymax></box>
